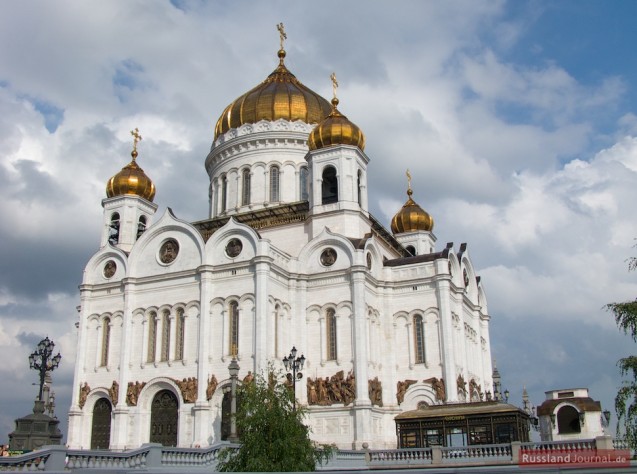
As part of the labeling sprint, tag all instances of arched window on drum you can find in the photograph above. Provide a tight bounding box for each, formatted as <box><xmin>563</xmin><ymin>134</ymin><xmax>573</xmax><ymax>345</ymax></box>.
<box><xmin>270</xmin><ymin>165</ymin><xmax>280</xmax><ymax>202</ymax></box>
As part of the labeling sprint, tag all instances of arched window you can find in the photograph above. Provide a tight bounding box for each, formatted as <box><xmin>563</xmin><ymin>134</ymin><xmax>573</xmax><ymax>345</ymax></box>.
<box><xmin>229</xmin><ymin>301</ymin><xmax>239</xmax><ymax>355</ymax></box>
<box><xmin>221</xmin><ymin>175</ymin><xmax>228</xmax><ymax>212</ymax></box>
<box><xmin>414</xmin><ymin>314</ymin><xmax>425</xmax><ymax>364</ymax></box>
<box><xmin>109</xmin><ymin>213</ymin><xmax>120</xmax><ymax>245</ymax></box>
<box><xmin>101</xmin><ymin>317</ymin><xmax>111</xmax><ymax>367</ymax></box>
<box><xmin>147</xmin><ymin>311</ymin><xmax>157</xmax><ymax>363</ymax></box>
<box><xmin>357</xmin><ymin>170</ymin><xmax>362</xmax><ymax>206</ymax></box>
<box><xmin>137</xmin><ymin>216</ymin><xmax>147</xmax><ymax>239</ymax></box>
<box><xmin>175</xmin><ymin>308</ymin><xmax>185</xmax><ymax>361</ymax></box>
<box><xmin>242</xmin><ymin>168</ymin><xmax>251</xmax><ymax>206</ymax></box>
<box><xmin>300</xmin><ymin>167</ymin><xmax>309</xmax><ymax>201</ymax></box>
<box><xmin>406</xmin><ymin>245</ymin><xmax>416</xmax><ymax>256</ymax></box>
<box><xmin>322</xmin><ymin>166</ymin><xmax>338</xmax><ymax>204</ymax></box>
<box><xmin>160</xmin><ymin>310</ymin><xmax>170</xmax><ymax>362</ymax></box>
<box><xmin>557</xmin><ymin>406</ymin><xmax>581</xmax><ymax>434</ymax></box>
<box><xmin>270</xmin><ymin>165</ymin><xmax>280</xmax><ymax>202</ymax></box>
<box><xmin>326</xmin><ymin>308</ymin><xmax>337</xmax><ymax>361</ymax></box>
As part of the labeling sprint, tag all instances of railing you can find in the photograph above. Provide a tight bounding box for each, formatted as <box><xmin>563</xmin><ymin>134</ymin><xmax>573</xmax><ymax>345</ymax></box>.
<box><xmin>521</xmin><ymin>439</ymin><xmax>595</xmax><ymax>453</ymax></box>
<box><xmin>0</xmin><ymin>449</ymin><xmax>51</xmax><ymax>471</ymax></box>
<box><xmin>0</xmin><ymin>437</ymin><xmax>631</xmax><ymax>472</ymax></box>
<box><xmin>65</xmin><ymin>447</ymin><xmax>149</xmax><ymax>470</ymax></box>
<box><xmin>441</xmin><ymin>443</ymin><xmax>511</xmax><ymax>463</ymax></box>
<box><xmin>159</xmin><ymin>444</ymin><xmax>234</xmax><ymax>467</ymax></box>
<box><xmin>319</xmin><ymin>449</ymin><xmax>368</xmax><ymax>471</ymax></box>
<box><xmin>613</xmin><ymin>438</ymin><xmax>630</xmax><ymax>450</ymax></box>
<box><xmin>367</xmin><ymin>448</ymin><xmax>432</xmax><ymax>466</ymax></box>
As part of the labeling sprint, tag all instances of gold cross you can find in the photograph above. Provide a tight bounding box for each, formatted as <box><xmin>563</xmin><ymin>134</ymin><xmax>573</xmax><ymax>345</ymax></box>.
<box><xmin>330</xmin><ymin>72</ymin><xmax>339</xmax><ymax>100</ymax></box>
<box><xmin>130</xmin><ymin>128</ymin><xmax>142</xmax><ymax>153</ymax></box>
<box><xmin>406</xmin><ymin>169</ymin><xmax>412</xmax><ymax>191</ymax></box>
<box><xmin>277</xmin><ymin>22</ymin><xmax>287</xmax><ymax>50</ymax></box>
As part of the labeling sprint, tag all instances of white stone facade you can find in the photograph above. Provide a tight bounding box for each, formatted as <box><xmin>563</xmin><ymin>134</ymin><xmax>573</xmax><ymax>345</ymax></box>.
<box><xmin>68</xmin><ymin>90</ymin><xmax>493</xmax><ymax>450</ymax></box>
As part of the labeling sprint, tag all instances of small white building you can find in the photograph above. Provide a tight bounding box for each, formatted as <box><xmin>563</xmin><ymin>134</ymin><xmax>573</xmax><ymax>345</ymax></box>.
<box><xmin>537</xmin><ymin>388</ymin><xmax>607</xmax><ymax>441</ymax></box>
<box><xmin>67</xmin><ymin>34</ymin><xmax>495</xmax><ymax>450</ymax></box>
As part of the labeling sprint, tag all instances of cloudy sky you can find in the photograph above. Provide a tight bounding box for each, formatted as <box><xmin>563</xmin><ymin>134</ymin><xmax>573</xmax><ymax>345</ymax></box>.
<box><xmin>1</xmin><ymin>0</ymin><xmax>637</xmax><ymax>442</ymax></box>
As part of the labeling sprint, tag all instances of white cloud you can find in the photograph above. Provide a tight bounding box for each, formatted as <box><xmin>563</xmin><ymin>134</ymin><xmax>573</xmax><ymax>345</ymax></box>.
<box><xmin>0</xmin><ymin>0</ymin><xmax>636</xmax><ymax>442</ymax></box>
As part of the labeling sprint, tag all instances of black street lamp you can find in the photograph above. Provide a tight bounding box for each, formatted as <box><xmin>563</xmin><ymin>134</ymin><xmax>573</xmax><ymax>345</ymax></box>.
<box><xmin>28</xmin><ymin>337</ymin><xmax>61</xmax><ymax>402</ymax></box>
<box><xmin>282</xmin><ymin>346</ymin><xmax>305</xmax><ymax>411</ymax></box>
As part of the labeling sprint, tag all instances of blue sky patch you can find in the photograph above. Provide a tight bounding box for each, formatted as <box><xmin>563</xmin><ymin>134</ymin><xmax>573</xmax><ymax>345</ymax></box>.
<box><xmin>113</xmin><ymin>59</ymin><xmax>147</xmax><ymax>102</ymax></box>
<box><xmin>29</xmin><ymin>97</ymin><xmax>65</xmax><ymax>133</ymax></box>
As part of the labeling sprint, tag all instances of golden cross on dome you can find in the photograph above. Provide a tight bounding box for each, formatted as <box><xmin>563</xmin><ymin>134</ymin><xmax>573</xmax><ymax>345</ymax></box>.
<box><xmin>406</xmin><ymin>169</ymin><xmax>412</xmax><ymax>192</ymax></box>
<box><xmin>330</xmin><ymin>72</ymin><xmax>339</xmax><ymax>100</ymax></box>
<box><xmin>277</xmin><ymin>22</ymin><xmax>287</xmax><ymax>50</ymax></box>
<box><xmin>130</xmin><ymin>128</ymin><xmax>142</xmax><ymax>154</ymax></box>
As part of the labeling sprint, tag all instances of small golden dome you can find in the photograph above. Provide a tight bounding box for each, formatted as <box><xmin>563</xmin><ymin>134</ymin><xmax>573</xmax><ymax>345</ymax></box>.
<box><xmin>391</xmin><ymin>175</ymin><xmax>434</xmax><ymax>234</ymax></box>
<box><xmin>308</xmin><ymin>97</ymin><xmax>366</xmax><ymax>151</ymax></box>
<box><xmin>106</xmin><ymin>150</ymin><xmax>156</xmax><ymax>202</ymax></box>
<box><xmin>214</xmin><ymin>49</ymin><xmax>332</xmax><ymax>140</ymax></box>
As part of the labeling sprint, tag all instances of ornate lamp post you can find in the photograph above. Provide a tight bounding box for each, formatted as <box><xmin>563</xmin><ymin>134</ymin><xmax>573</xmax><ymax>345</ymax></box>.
<box><xmin>227</xmin><ymin>353</ymin><xmax>240</xmax><ymax>442</ymax></box>
<box><xmin>28</xmin><ymin>337</ymin><xmax>61</xmax><ymax>401</ymax></box>
<box><xmin>282</xmin><ymin>346</ymin><xmax>305</xmax><ymax>411</ymax></box>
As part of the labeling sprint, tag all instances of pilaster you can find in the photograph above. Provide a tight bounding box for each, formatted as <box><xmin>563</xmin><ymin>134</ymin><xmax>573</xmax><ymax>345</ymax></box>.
<box><xmin>351</xmin><ymin>266</ymin><xmax>371</xmax><ymax>448</ymax></box>
<box><xmin>194</xmin><ymin>266</ymin><xmax>213</xmax><ymax>445</ymax></box>
<box><xmin>111</xmin><ymin>278</ymin><xmax>135</xmax><ymax>449</ymax></box>
<box><xmin>254</xmin><ymin>249</ymin><xmax>272</xmax><ymax>372</ymax></box>
<box><xmin>435</xmin><ymin>269</ymin><xmax>457</xmax><ymax>402</ymax></box>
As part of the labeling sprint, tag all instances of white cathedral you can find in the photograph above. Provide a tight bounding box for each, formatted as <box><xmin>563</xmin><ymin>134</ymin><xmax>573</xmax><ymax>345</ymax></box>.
<box><xmin>67</xmin><ymin>33</ymin><xmax>494</xmax><ymax>450</ymax></box>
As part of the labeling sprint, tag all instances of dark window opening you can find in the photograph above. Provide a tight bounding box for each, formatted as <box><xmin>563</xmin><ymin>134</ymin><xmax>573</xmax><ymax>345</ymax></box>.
<box><xmin>137</xmin><ymin>215</ymin><xmax>147</xmax><ymax>239</ymax></box>
<box><xmin>109</xmin><ymin>213</ymin><xmax>120</xmax><ymax>245</ymax></box>
<box><xmin>321</xmin><ymin>166</ymin><xmax>338</xmax><ymax>204</ymax></box>
<box><xmin>557</xmin><ymin>406</ymin><xmax>581</xmax><ymax>434</ymax></box>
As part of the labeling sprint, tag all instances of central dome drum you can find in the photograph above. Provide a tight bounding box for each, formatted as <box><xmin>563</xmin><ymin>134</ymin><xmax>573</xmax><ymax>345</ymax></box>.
<box><xmin>214</xmin><ymin>50</ymin><xmax>332</xmax><ymax>140</ymax></box>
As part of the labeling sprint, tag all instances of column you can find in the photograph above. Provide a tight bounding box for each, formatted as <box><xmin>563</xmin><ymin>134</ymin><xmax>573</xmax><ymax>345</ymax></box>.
<box><xmin>405</xmin><ymin>321</ymin><xmax>413</xmax><ymax>369</ymax></box>
<box><xmin>194</xmin><ymin>267</ymin><xmax>213</xmax><ymax>446</ymax></box>
<box><xmin>67</xmin><ymin>289</ymin><xmax>90</xmax><ymax>448</ymax></box>
<box><xmin>436</xmin><ymin>276</ymin><xmax>457</xmax><ymax>402</ymax></box>
<box><xmin>295</xmin><ymin>278</ymin><xmax>309</xmax><ymax>405</ymax></box>
<box><xmin>253</xmin><ymin>253</ymin><xmax>271</xmax><ymax>372</ymax></box>
<box><xmin>168</xmin><ymin>312</ymin><xmax>176</xmax><ymax>364</ymax></box>
<box><xmin>351</xmin><ymin>267</ymin><xmax>371</xmax><ymax>449</ymax></box>
<box><xmin>94</xmin><ymin>324</ymin><xmax>102</xmax><ymax>372</ymax></box>
<box><xmin>140</xmin><ymin>318</ymin><xmax>148</xmax><ymax>367</ymax></box>
<box><xmin>319</xmin><ymin>316</ymin><xmax>326</xmax><ymax>365</ymax></box>
<box><xmin>112</xmin><ymin>278</ymin><xmax>135</xmax><ymax>449</ymax></box>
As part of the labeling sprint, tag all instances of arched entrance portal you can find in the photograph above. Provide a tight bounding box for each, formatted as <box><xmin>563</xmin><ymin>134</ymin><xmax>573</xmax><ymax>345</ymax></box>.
<box><xmin>91</xmin><ymin>397</ymin><xmax>112</xmax><ymax>449</ymax></box>
<box><xmin>150</xmin><ymin>390</ymin><xmax>178</xmax><ymax>446</ymax></box>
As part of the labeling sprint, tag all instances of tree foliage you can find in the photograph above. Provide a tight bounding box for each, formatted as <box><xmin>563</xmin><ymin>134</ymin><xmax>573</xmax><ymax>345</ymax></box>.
<box><xmin>216</xmin><ymin>372</ymin><xmax>335</xmax><ymax>472</ymax></box>
<box><xmin>607</xmin><ymin>251</ymin><xmax>637</xmax><ymax>448</ymax></box>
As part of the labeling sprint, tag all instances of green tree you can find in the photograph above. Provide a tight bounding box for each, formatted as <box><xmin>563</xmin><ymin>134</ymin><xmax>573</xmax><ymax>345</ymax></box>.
<box><xmin>607</xmin><ymin>252</ymin><xmax>637</xmax><ymax>448</ymax></box>
<box><xmin>217</xmin><ymin>372</ymin><xmax>334</xmax><ymax>472</ymax></box>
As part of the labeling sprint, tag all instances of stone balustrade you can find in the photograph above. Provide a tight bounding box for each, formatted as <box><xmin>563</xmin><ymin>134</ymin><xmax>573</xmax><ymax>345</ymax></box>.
<box><xmin>0</xmin><ymin>437</ymin><xmax>632</xmax><ymax>472</ymax></box>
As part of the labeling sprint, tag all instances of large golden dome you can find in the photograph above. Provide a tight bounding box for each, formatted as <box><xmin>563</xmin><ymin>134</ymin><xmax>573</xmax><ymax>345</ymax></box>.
<box><xmin>308</xmin><ymin>97</ymin><xmax>365</xmax><ymax>151</ymax></box>
<box><xmin>391</xmin><ymin>184</ymin><xmax>434</xmax><ymax>234</ymax></box>
<box><xmin>106</xmin><ymin>149</ymin><xmax>156</xmax><ymax>202</ymax></box>
<box><xmin>214</xmin><ymin>49</ymin><xmax>332</xmax><ymax>140</ymax></box>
